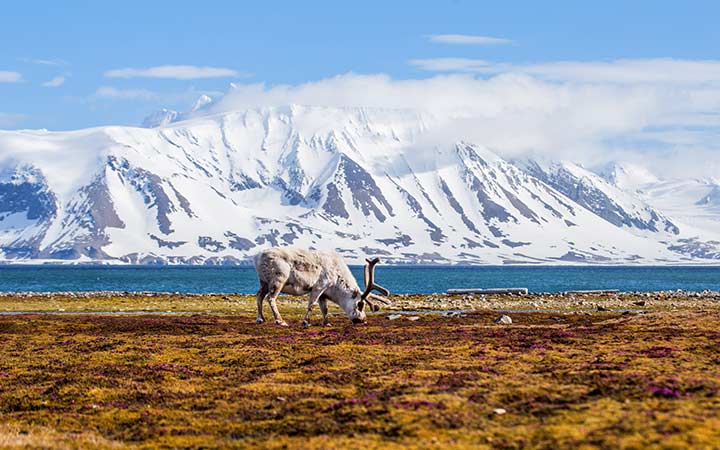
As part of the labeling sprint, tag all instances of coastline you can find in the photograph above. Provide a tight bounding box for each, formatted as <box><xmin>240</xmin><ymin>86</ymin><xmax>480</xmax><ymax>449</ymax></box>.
<box><xmin>0</xmin><ymin>290</ymin><xmax>717</xmax><ymax>315</ymax></box>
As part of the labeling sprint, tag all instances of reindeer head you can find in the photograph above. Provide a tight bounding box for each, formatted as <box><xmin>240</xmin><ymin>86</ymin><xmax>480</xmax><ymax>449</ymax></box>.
<box><xmin>332</xmin><ymin>256</ymin><xmax>391</xmax><ymax>324</ymax></box>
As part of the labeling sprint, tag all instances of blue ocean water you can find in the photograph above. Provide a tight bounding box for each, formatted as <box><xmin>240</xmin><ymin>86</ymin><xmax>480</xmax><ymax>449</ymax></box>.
<box><xmin>0</xmin><ymin>265</ymin><xmax>717</xmax><ymax>294</ymax></box>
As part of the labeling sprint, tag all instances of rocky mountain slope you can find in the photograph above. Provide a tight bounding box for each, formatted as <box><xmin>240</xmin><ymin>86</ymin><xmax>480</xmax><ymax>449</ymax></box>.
<box><xmin>0</xmin><ymin>105</ymin><xmax>718</xmax><ymax>264</ymax></box>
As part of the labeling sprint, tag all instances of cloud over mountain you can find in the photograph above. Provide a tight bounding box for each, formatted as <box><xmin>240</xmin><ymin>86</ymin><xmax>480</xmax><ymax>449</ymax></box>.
<box><xmin>206</xmin><ymin>67</ymin><xmax>720</xmax><ymax>179</ymax></box>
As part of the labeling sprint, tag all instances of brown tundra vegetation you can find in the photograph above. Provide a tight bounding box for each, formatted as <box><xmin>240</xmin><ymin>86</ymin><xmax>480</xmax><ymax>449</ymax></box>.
<box><xmin>0</xmin><ymin>292</ymin><xmax>718</xmax><ymax>449</ymax></box>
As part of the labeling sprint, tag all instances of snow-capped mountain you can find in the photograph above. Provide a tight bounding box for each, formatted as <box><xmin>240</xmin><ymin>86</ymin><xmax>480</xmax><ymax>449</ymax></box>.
<box><xmin>517</xmin><ymin>159</ymin><xmax>679</xmax><ymax>235</ymax></box>
<box><xmin>0</xmin><ymin>105</ymin><xmax>718</xmax><ymax>264</ymax></box>
<box><xmin>698</xmin><ymin>185</ymin><xmax>720</xmax><ymax>207</ymax></box>
<box><xmin>627</xmin><ymin>177</ymin><xmax>720</xmax><ymax>241</ymax></box>
<box><xmin>141</xmin><ymin>94</ymin><xmax>215</xmax><ymax>128</ymax></box>
<box><xmin>597</xmin><ymin>162</ymin><xmax>660</xmax><ymax>194</ymax></box>
<box><xmin>141</xmin><ymin>109</ymin><xmax>180</xmax><ymax>128</ymax></box>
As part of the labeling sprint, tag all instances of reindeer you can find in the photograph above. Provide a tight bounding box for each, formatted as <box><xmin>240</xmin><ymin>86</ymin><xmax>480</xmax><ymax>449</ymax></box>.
<box><xmin>253</xmin><ymin>247</ymin><xmax>390</xmax><ymax>326</ymax></box>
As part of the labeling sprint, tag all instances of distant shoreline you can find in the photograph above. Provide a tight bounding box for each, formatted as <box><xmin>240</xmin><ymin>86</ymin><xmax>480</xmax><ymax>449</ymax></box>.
<box><xmin>1</xmin><ymin>262</ymin><xmax>720</xmax><ymax>267</ymax></box>
<box><xmin>0</xmin><ymin>266</ymin><xmax>717</xmax><ymax>295</ymax></box>
<box><xmin>0</xmin><ymin>291</ymin><xmax>718</xmax><ymax>317</ymax></box>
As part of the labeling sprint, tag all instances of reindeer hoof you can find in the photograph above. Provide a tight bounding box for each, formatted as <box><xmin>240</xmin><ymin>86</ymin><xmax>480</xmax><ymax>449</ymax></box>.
<box><xmin>276</xmin><ymin>320</ymin><xmax>289</xmax><ymax>327</ymax></box>
<box><xmin>256</xmin><ymin>318</ymin><xmax>265</xmax><ymax>324</ymax></box>
<box><xmin>302</xmin><ymin>320</ymin><xmax>311</xmax><ymax>327</ymax></box>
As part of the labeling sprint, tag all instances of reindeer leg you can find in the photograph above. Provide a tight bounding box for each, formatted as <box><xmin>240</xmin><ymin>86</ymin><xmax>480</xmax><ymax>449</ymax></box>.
<box><xmin>302</xmin><ymin>288</ymin><xmax>325</xmax><ymax>327</ymax></box>
<box><xmin>265</xmin><ymin>282</ymin><xmax>288</xmax><ymax>327</ymax></box>
<box><xmin>319</xmin><ymin>295</ymin><xmax>330</xmax><ymax>326</ymax></box>
<box><xmin>255</xmin><ymin>283</ymin><xmax>268</xmax><ymax>324</ymax></box>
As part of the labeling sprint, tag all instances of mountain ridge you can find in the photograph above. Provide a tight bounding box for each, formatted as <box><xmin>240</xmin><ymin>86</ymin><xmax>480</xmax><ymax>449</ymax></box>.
<box><xmin>0</xmin><ymin>105</ymin><xmax>718</xmax><ymax>264</ymax></box>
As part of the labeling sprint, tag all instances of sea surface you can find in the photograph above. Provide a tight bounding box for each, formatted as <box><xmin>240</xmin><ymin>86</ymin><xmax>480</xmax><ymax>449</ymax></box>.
<box><xmin>0</xmin><ymin>265</ymin><xmax>718</xmax><ymax>294</ymax></box>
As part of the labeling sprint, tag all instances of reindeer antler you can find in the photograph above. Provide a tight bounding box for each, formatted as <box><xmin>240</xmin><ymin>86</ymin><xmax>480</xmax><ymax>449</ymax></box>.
<box><xmin>360</xmin><ymin>257</ymin><xmax>391</xmax><ymax>311</ymax></box>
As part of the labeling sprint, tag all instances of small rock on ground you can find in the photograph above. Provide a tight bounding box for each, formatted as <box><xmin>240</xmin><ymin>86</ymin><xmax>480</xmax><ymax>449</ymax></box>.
<box><xmin>387</xmin><ymin>314</ymin><xmax>402</xmax><ymax>320</ymax></box>
<box><xmin>494</xmin><ymin>314</ymin><xmax>512</xmax><ymax>324</ymax></box>
<box><xmin>493</xmin><ymin>408</ymin><xmax>507</xmax><ymax>415</ymax></box>
<box><xmin>441</xmin><ymin>311</ymin><xmax>465</xmax><ymax>317</ymax></box>
<box><xmin>406</xmin><ymin>316</ymin><xmax>420</xmax><ymax>321</ymax></box>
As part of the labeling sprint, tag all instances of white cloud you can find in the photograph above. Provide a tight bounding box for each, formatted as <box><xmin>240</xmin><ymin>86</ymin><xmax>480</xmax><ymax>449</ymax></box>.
<box><xmin>104</xmin><ymin>65</ymin><xmax>240</xmax><ymax>80</ymax></box>
<box><xmin>208</xmin><ymin>66</ymin><xmax>720</xmax><ymax>178</ymax></box>
<box><xmin>522</xmin><ymin>59</ymin><xmax>720</xmax><ymax>84</ymax></box>
<box><xmin>0</xmin><ymin>71</ymin><xmax>22</xmax><ymax>83</ymax></box>
<box><xmin>19</xmin><ymin>58</ymin><xmax>68</xmax><ymax>67</ymax></box>
<box><xmin>410</xmin><ymin>57</ymin><xmax>720</xmax><ymax>84</ymax></box>
<box><xmin>409</xmin><ymin>58</ymin><xmax>492</xmax><ymax>72</ymax></box>
<box><xmin>94</xmin><ymin>86</ymin><xmax>160</xmax><ymax>100</ymax></box>
<box><xmin>428</xmin><ymin>34</ymin><xmax>512</xmax><ymax>45</ymax></box>
<box><xmin>42</xmin><ymin>76</ymin><xmax>66</xmax><ymax>88</ymax></box>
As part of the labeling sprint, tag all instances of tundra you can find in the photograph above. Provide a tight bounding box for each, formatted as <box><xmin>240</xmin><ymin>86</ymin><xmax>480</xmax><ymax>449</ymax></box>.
<box><xmin>254</xmin><ymin>247</ymin><xmax>390</xmax><ymax>326</ymax></box>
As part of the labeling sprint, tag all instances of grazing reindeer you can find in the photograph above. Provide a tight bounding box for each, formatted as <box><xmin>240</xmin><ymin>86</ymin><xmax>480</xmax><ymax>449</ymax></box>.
<box><xmin>254</xmin><ymin>247</ymin><xmax>390</xmax><ymax>326</ymax></box>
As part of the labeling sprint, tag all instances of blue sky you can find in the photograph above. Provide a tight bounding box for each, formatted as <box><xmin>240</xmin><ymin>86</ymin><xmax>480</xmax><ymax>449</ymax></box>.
<box><xmin>2</xmin><ymin>0</ymin><xmax>720</xmax><ymax>130</ymax></box>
